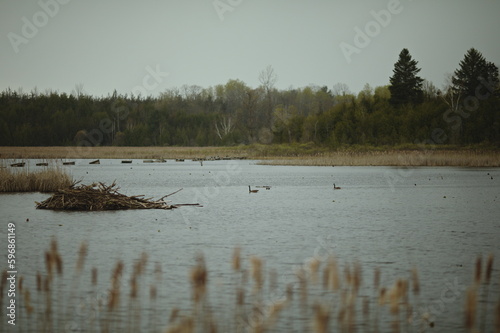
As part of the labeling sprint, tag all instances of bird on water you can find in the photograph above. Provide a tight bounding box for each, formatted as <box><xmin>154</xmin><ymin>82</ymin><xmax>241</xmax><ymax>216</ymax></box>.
<box><xmin>333</xmin><ymin>183</ymin><xmax>341</xmax><ymax>190</ymax></box>
<box><xmin>248</xmin><ymin>186</ymin><xmax>259</xmax><ymax>193</ymax></box>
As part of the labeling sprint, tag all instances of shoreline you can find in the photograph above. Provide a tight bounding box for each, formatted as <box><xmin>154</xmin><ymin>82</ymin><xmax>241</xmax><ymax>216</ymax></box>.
<box><xmin>1</xmin><ymin>146</ymin><xmax>499</xmax><ymax>167</ymax></box>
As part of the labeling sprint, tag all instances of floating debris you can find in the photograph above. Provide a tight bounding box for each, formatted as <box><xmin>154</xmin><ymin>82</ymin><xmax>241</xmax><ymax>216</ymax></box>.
<box><xmin>35</xmin><ymin>182</ymin><xmax>200</xmax><ymax>211</ymax></box>
<box><xmin>10</xmin><ymin>162</ymin><xmax>25</xmax><ymax>167</ymax></box>
<box><xmin>143</xmin><ymin>159</ymin><xmax>166</xmax><ymax>163</ymax></box>
<box><xmin>89</xmin><ymin>159</ymin><xmax>100</xmax><ymax>165</ymax></box>
<box><xmin>121</xmin><ymin>160</ymin><xmax>132</xmax><ymax>164</ymax></box>
<box><xmin>63</xmin><ymin>161</ymin><xmax>75</xmax><ymax>165</ymax></box>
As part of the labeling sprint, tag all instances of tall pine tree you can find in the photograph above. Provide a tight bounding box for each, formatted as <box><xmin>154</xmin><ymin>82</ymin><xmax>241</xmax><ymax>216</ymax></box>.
<box><xmin>389</xmin><ymin>48</ymin><xmax>424</xmax><ymax>106</ymax></box>
<box><xmin>452</xmin><ymin>48</ymin><xmax>499</xmax><ymax>98</ymax></box>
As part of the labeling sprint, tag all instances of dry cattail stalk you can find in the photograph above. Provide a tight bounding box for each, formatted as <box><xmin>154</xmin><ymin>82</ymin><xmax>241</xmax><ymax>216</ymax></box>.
<box><xmin>232</xmin><ymin>247</ymin><xmax>241</xmax><ymax>271</ymax></box>
<box><xmin>236</xmin><ymin>287</ymin><xmax>245</xmax><ymax>306</ymax></box>
<box><xmin>91</xmin><ymin>267</ymin><xmax>97</xmax><ymax>286</ymax></box>
<box><xmin>76</xmin><ymin>242</ymin><xmax>88</xmax><ymax>273</ymax></box>
<box><xmin>374</xmin><ymin>267</ymin><xmax>380</xmax><ymax>290</ymax></box>
<box><xmin>411</xmin><ymin>267</ymin><xmax>420</xmax><ymax>295</ymax></box>
<box><xmin>130</xmin><ymin>276</ymin><xmax>138</xmax><ymax>299</ymax></box>
<box><xmin>322</xmin><ymin>266</ymin><xmax>328</xmax><ymax>290</ymax></box>
<box><xmin>465</xmin><ymin>287</ymin><xmax>477</xmax><ymax>329</ymax></box>
<box><xmin>379</xmin><ymin>287</ymin><xmax>387</xmax><ymax>305</ymax></box>
<box><xmin>43</xmin><ymin>276</ymin><xmax>51</xmax><ymax>293</ymax></box>
<box><xmin>475</xmin><ymin>256</ymin><xmax>482</xmax><ymax>285</ymax></box>
<box><xmin>312</xmin><ymin>303</ymin><xmax>330</xmax><ymax>333</ymax></box>
<box><xmin>18</xmin><ymin>276</ymin><xmax>24</xmax><ymax>292</ymax></box>
<box><xmin>327</xmin><ymin>256</ymin><xmax>340</xmax><ymax>291</ymax></box>
<box><xmin>45</xmin><ymin>251</ymin><xmax>53</xmax><ymax>277</ymax></box>
<box><xmin>309</xmin><ymin>257</ymin><xmax>320</xmax><ymax>285</ymax></box>
<box><xmin>269</xmin><ymin>299</ymin><xmax>286</xmax><ymax>318</ymax></box>
<box><xmin>296</xmin><ymin>268</ymin><xmax>308</xmax><ymax>305</ymax></box>
<box><xmin>286</xmin><ymin>283</ymin><xmax>293</xmax><ymax>301</ymax></box>
<box><xmin>486</xmin><ymin>253</ymin><xmax>494</xmax><ymax>285</ymax></box>
<box><xmin>169</xmin><ymin>307</ymin><xmax>180</xmax><ymax>323</ymax></box>
<box><xmin>344</xmin><ymin>264</ymin><xmax>352</xmax><ymax>286</ymax></box>
<box><xmin>190</xmin><ymin>254</ymin><xmax>207</xmax><ymax>303</ymax></box>
<box><xmin>337</xmin><ymin>307</ymin><xmax>346</xmax><ymax>329</ymax></box>
<box><xmin>108</xmin><ymin>261</ymin><xmax>124</xmax><ymax>311</ymax></box>
<box><xmin>389</xmin><ymin>284</ymin><xmax>399</xmax><ymax>314</ymax></box>
<box><xmin>150</xmin><ymin>285</ymin><xmax>157</xmax><ymax>300</ymax></box>
<box><xmin>23</xmin><ymin>289</ymin><xmax>34</xmax><ymax>315</ymax></box>
<box><xmin>136</xmin><ymin>252</ymin><xmax>148</xmax><ymax>276</ymax></box>
<box><xmin>495</xmin><ymin>300</ymin><xmax>500</xmax><ymax>333</ymax></box>
<box><xmin>250</xmin><ymin>256</ymin><xmax>263</xmax><ymax>291</ymax></box>
<box><xmin>399</xmin><ymin>279</ymin><xmax>408</xmax><ymax>305</ymax></box>
<box><xmin>269</xmin><ymin>269</ymin><xmax>277</xmax><ymax>293</ymax></box>
<box><xmin>391</xmin><ymin>319</ymin><xmax>400</xmax><ymax>333</ymax></box>
<box><xmin>363</xmin><ymin>296</ymin><xmax>370</xmax><ymax>318</ymax></box>
<box><xmin>0</xmin><ymin>270</ymin><xmax>7</xmax><ymax>300</ymax></box>
<box><xmin>108</xmin><ymin>289</ymin><xmax>119</xmax><ymax>311</ymax></box>
<box><xmin>54</xmin><ymin>253</ymin><xmax>63</xmax><ymax>276</ymax></box>
<box><xmin>353</xmin><ymin>262</ymin><xmax>362</xmax><ymax>293</ymax></box>
<box><xmin>166</xmin><ymin>316</ymin><xmax>194</xmax><ymax>333</ymax></box>
<box><xmin>110</xmin><ymin>261</ymin><xmax>124</xmax><ymax>290</ymax></box>
<box><xmin>50</xmin><ymin>238</ymin><xmax>58</xmax><ymax>255</ymax></box>
<box><xmin>36</xmin><ymin>272</ymin><xmax>42</xmax><ymax>292</ymax></box>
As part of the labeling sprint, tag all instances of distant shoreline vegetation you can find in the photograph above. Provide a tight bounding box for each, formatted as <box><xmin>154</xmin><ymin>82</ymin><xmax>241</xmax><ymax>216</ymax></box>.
<box><xmin>0</xmin><ymin>145</ymin><xmax>499</xmax><ymax>167</ymax></box>
<box><xmin>0</xmin><ymin>49</ymin><xmax>498</xmax><ymax>148</ymax></box>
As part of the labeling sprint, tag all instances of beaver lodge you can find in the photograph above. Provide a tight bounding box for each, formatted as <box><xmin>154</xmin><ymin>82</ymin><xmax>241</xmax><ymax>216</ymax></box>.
<box><xmin>35</xmin><ymin>182</ymin><xmax>199</xmax><ymax>211</ymax></box>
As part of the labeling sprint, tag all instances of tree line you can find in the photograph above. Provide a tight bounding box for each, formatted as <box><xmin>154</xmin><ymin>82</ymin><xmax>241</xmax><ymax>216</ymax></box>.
<box><xmin>1</xmin><ymin>49</ymin><xmax>499</xmax><ymax>148</ymax></box>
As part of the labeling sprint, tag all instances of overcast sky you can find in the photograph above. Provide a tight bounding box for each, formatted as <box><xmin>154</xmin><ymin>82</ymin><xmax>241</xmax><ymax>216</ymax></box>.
<box><xmin>1</xmin><ymin>0</ymin><xmax>499</xmax><ymax>97</ymax></box>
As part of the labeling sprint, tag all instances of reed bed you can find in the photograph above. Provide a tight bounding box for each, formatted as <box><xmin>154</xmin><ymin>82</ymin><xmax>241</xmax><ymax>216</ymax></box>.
<box><xmin>0</xmin><ymin>146</ymin><xmax>251</xmax><ymax>160</ymax></box>
<box><xmin>0</xmin><ymin>166</ymin><xmax>72</xmax><ymax>192</ymax></box>
<box><xmin>2</xmin><ymin>145</ymin><xmax>499</xmax><ymax>166</ymax></box>
<box><xmin>1</xmin><ymin>240</ymin><xmax>499</xmax><ymax>333</ymax></box>
<box><xmin>259</xmin><ymin>150</ymin><xmax>500</xmax><ymax>167</ymax></box>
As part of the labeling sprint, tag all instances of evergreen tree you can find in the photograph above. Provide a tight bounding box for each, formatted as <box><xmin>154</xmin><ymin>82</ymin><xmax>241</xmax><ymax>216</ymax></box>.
<box><xmin>452</xmin><ymin>48</ymin><xmax>499</xmax><ymax>98</ymax></box>
<box><xmin>389</xmin><ymin>48</ymin><xmax>424</xmax><ymax>106</ymax></box>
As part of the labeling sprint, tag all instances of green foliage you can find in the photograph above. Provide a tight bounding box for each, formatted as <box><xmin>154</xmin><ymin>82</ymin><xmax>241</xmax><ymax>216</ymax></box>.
<box><xmin>1</xmin><ymin>47</ymin><xmax>499</xmax><ymax>148</ymax></box>
<box><xmin>389</xmin><ymin>48</ymin><xmax>424</xmax><ymax>106</ymax></box>
<box><xmin>452</xmin><ymin>48</ymin><xmax>499</xmax><ymax>98</ymax></box>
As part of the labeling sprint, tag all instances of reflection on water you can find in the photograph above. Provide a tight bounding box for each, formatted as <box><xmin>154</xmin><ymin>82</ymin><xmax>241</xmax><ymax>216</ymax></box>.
<box><xmin>0</xmin><ymin>159</ymin><xmax>499</xmax><ymax>332</ymax></box>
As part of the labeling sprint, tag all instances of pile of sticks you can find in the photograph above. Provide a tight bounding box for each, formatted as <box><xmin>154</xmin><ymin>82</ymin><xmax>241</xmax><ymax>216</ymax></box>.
<box><xmin>35</xmin><ymin>182</ymin><xmax>193</xmax><ymax>211</ymax></box>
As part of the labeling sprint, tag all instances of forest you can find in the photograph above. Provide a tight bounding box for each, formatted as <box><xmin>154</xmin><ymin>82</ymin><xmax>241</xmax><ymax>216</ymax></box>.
<box><xmin>0</xmin><ymin>48</ymin><xmax>499</xmax><ymax>148</ymax></box>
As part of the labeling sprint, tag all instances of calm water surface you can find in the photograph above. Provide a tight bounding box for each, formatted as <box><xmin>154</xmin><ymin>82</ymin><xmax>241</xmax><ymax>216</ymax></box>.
<box><xmin>1</xmin><ymin>159</ymin><xmax>499</xmax><ymax>332</ymax></box>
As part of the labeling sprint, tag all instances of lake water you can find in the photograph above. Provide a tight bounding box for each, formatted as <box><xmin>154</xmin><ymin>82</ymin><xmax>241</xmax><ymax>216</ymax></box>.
<box><xmin>1</xmin><ymin>159</ymin><xmax>499</xmax><ymax>332</ymax></box>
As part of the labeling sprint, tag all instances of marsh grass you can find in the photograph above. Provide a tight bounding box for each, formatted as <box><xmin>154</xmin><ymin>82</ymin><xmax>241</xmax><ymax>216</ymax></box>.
<box><xmin>0</xmin><ymin>146</ymin><xmax>252</xmax><ymax>160</ymax></box>
<box><xmin>259</xmin><ymin>150</ymin><xmax>500</xmax><ymax>167</ymax></box>
<box><xmin>0</xmin><ymin>163</ymin><xmax>72</xmax><ymax>192</ymax></box>
<box><xmin>1</xmin><ymin>144</ymin><xmax>499</xmax><ymax>166</ymax></box>
<box><xmin>2</xmin><ymin>240</ymin><xmax>499</xmax><ymax>333</ymax></box>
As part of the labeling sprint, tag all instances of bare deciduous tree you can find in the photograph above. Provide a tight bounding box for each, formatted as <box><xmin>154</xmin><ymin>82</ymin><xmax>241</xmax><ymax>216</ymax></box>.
<box><xmin>214</xmin><ymin>115</ymin><xmax>234</xmax><ymax>140</ymax></box>
<box><xmin>258</xmin><ymin>65</ymin><xmax>277</xmax><ymax>93</ymax></box>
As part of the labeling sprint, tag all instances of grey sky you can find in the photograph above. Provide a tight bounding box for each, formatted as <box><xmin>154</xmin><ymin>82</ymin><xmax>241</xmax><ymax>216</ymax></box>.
<box><xmin>1</xmin><ymin>0</ymin><xmax>499</xmax><ymax>97</ymax></box>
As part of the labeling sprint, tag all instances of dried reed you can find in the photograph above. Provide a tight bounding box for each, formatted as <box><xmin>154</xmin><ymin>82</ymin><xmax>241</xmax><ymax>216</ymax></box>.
<box><xmin>0</xmin><ymin>166</ymin><xmax>72</xmax><ymax>192</ymax></box>
<box><xmin>2</xmin><ymin>145</ymin><xmax>499</xmax><ymax>166</ymax></box>
<box><xmin>6</xmin><ymin>240</ymin><xmax>500</xmax><ymax>333</ymax></box>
